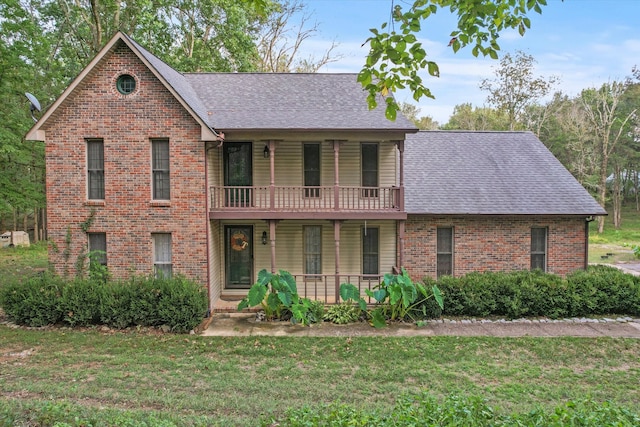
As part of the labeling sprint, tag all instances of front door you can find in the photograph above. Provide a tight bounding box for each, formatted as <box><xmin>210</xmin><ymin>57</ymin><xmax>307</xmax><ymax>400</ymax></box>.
<box><xmin>224</xmin><ymin>142</ymin><xmax>252</xmax><ymax>207</ymax></box>
<box><xmin>225</xmin><ymin>225</ymin><xmax>253</xmax><ymax>288</ymax></box>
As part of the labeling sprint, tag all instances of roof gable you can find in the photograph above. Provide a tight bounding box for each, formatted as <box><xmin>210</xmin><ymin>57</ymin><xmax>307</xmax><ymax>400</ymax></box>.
<box><xmin>26</xmin><ymin>32</ymin><xmax>219</xmax><ymax>142</ymax></box>
<box><xmin>405</xmin><ymin>131</ymin><xmax>606</xmax><ymax>216</ymax></box>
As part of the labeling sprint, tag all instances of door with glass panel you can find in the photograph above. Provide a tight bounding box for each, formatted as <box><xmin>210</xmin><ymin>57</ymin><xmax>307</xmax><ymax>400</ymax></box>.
<box><xmin>224</xmin><ymin>142</ymin><xmax>252</xmax><ymax>207</ymax></box>
<box><xmin>225</xmin><ymin>225</ymin><xmax>253</xmax><ymax>288</ymax></box>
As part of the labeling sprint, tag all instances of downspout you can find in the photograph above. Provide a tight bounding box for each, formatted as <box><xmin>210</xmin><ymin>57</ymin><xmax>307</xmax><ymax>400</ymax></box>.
<box><xmin>585</xmin><ymin>216</ymin><xmax>595</xmax><ymax>270</ymax></box>
<box><xmin>204</xmin><ymin>143</ymin><xmax>212</xmax><ymax>315</ymax></box>
<box><xmin>204</xmin><ymin>131</ymin><xmax>225</xmax><ymax>315</ymax></box>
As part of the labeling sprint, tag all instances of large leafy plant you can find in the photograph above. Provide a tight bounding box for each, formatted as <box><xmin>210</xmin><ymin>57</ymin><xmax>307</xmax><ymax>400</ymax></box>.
<box><xmin>366</xmin><ymin>268</ymin><xmax>443</xmax><ymax>328</ymax></box>
<box><xmin>237</xmin><ymin>269</ymin><xmax>323</xmax><ymax>326</ymax></box>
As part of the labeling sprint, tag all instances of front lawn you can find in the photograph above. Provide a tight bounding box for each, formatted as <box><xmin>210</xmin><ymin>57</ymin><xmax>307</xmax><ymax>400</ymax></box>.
<box><xmin>0</xmin><ymin>242</ymin><xmax>48</xmax><ymax>288</ymax></box>
<box><xmin>1</xmin><ymin>326</ymin><xmax>639</xmax><ymax>425</ymax></box>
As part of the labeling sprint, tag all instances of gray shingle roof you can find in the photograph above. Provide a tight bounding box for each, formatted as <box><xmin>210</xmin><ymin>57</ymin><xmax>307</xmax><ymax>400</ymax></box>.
<box><xmin>124</xmin><ymin>34</ymin><xmax>417</xmax><ymax>132</ymax></box>
<box><xmin>184</xmin><ymin>73</ymin><xmax>416</xmax><ymax>131</ymax></box>
<box><xmin>405</xmin><ymin>131</ymin><xmax>606</xmax><ymax>216</ymax></box>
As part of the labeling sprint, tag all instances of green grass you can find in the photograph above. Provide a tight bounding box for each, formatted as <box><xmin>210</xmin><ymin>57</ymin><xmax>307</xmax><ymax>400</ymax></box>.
<box><xmin>0</xmin><ymin>241</ymin><xmax>48</xmax><ymax>288</ymax></box>
<box><xmin>589</xmin><ymin>205</ymin><xmax>640</xmax><ymax>264</ymax></box>
<box><xmin>0</xmin><ymin>327</ymin><xmax>639</xmax><ymax>425</ymax></box>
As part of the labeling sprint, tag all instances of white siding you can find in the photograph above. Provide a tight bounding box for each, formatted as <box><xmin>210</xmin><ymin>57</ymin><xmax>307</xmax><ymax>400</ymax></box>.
<box><xmin>208</xmin><ymin>140</ymin><xmax>399</xmax><ymax>189</ymax></box>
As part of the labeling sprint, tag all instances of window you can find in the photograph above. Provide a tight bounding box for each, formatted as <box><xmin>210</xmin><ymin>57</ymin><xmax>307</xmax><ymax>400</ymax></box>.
<box><xmin>362</xmin><ymin>227</ymin><xmax>379</xmax><ymax>275</ymax></box>
<box><xmin>116</xmin><ymin>74</ymin><xmax>136</xmax><ymax>94</ymax></box>
<box><xmin>303</xmin><ymin>143</ymin><xmax>321</xmax><ymax>197</ymax></box>
<box><xmin>152</xmin><ymin>139</ymin><xmax>170</xmax><ymax>200</ymax></box>
<box><xmin>531</xmin><ymin>227</ymin><xmax>547</xmax><ymax>271</ymax></box>
<box><xmin>87</xmin><ymin>139</ymin><xmax>104</xmax><ymax>200</ymax></box>
<box><xmin>303</xmin><ymin>226</ymin><xmax>322</xmax><ymax>276</ymax></box>
<box><xmin>437</xmin><ymin>227</ymin><xmax>453</xmax><ymax>278</ymax></box>
<box><xmin>361</xmin><ymin>143</ymin><xmax>378</xmax><ymax>197</ymax></box>
<box><xmin>153</xmin><ymin>233</ymin><xmax>172</xmax><ymax>278</ymax></box>
<box><xmin>88</xmin><ymin>233</ymin><xmax>107</xmax><ymax>266</ymax></box>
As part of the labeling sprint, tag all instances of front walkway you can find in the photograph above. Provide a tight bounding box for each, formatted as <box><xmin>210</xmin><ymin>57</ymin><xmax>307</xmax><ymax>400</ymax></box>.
<box><xmin>201</xmin><ymin>313</ymin><xmax>640</xmax><ymax>338</ymax></box>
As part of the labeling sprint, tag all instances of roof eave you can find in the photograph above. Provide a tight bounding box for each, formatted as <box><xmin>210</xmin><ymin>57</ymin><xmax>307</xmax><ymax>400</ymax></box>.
<box><xmin>406</xmin><ymin>211</ymin><xmax>608</xmax><ymax>216</ymax></box>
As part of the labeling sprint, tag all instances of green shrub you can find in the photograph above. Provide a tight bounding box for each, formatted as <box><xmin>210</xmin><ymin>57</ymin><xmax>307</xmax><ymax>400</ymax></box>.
<box><xmin>567</xmin><ymin>265</ymin><xmax>640</xmax><ymax>316</ymax></box>
<box><xmin>432</xmin><ymin>268</ymin><xmax>640</xmax><ymax>320</ymax></box>
<box><xmin>155</xmin><ymin>275</ymin><xmax>208</xmax><ymax>332</ymax></box>
<box><xmin>1</xmin><ymin>274</ymin><xmax>208</xmax><ymax>333</ymax></box>
<box><xmin>0</xmin><ymin>273</ymin><xmax>64</xmax><ymax>326</ymax></box>
<box><xmin>444</xmin><ymin>272</ymin><xmax>498</xmax><ymax>317</ymax></box>
<box><xmin>60</xmin><ymin>279</ymin><xmax>102</xmax><ymax>326</ymax></box>
<box><xmin>98</xmin><ymin>280</ymin><xmax>142</xmax><ymax>329</ymax></box>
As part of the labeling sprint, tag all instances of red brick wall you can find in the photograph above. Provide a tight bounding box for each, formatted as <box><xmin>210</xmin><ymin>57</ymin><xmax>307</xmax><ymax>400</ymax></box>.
<box><xmin>404</xmin><ymin>215</ymin><xmax>587</xmax><ymax>280</ymax></box>
<box><xmin>43</xmin><ymin>41</ymin><xmax>208</xmax><ymax>283</ymax></box>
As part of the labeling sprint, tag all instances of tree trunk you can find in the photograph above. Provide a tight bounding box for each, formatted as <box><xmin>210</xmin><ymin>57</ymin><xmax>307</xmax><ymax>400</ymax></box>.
<box><xmin>612</xmin><ymin>165</ymin><xmax>622</xmax><ymax>229</ymax></box>
<box><xmin>597</xmin><ymin>159</ymin><xmax>608</xmax><ymax>234</ymax></box>
<box><xmin>34</xmin><ymin>207</ymin><xmax>39</xmax><ymax>242</ymax></box>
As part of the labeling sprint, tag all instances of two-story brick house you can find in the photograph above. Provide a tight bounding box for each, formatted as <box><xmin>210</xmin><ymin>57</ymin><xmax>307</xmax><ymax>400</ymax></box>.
<box><xmin>26</xmin><ymin>32</ymin><xmax>605</xmax><ymax>310</ymax></box>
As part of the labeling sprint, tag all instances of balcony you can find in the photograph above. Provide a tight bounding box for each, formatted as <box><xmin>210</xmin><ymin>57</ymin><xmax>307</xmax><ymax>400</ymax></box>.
<box><xmin>209</xmin><ymin>185</ymin><xmax>405</xmax><ymax>219</ymax></box>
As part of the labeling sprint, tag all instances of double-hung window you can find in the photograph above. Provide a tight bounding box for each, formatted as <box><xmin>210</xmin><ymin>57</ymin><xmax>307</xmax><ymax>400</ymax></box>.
<box><xmin>531</xmin><ymin>227</ymin><xmax>547</xmax><ymax>271</ymax></box>
<box><xmin>88</xmin><ymin>232</ymin><xmax>107</xmax><ymax>266</ymax></box>
<box><xmin>153</xmin><ymin>233</ymin><xmax>172</xmax><ymax>278</ymax></box>
<box><xmin>87</xmin><ymin>139</ymin><xmax>104</xmax><ymax>200</ymax></box>
<box><xmin>303</xmin><ymin>143</ymin><xmax>321</xmax><ymax>198</ymax></box>
<box><xmin>152</xmin><ymin>139</ymin><xmax>170</xmax><ymax>200</ymax></box>
<box><xmin>361</xmin><ymin>143</ymin><xmax>378</xmax><ymax>197</ymax></box>
<box><xmin>362</xmin><ymin>227</ymin><xmax>379</xmax><ymax>275</ymax></box>
<box><xmin>437</xmin><ymin>227</ymin><xmax>453</xmax><ymax>278</ymax></box>
<box><xmin>303</xmin><ymin>226</ymin><xmax>322</xmax><ymax>276</ymax></box>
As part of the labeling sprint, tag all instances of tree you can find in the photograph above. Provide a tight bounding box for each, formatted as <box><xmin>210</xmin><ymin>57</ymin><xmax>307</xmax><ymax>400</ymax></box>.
<box><xmin>538</xmin><ymin>93</ymin><xmax>598</xmax><ymax>190</ymax></box>
<box><xmin>442</xmin><ymin>103</ymin><xmax>509</xmax><ymax>130</ymax></box>
<box><xmin>479</xmin><ymin>50</ymin><xmax>558</xmax><ymax>130</ymax></box>
<box><xmin>399</xmin><ymin>102</ymin><xmax>439</xmax><ymax>129</ymax></box>
<box><xmin>0</xmin><ymin>0</ymin><xmax>57</xmax><ymax>238</ymax></box>
<box><xmin>256</xmin><ymin>0</ymin><xmax>341</xmax><ymax>72</ymax></box>
<box><xmin>359</xmin><ymin>0</ymin><xmax>549</xmax><ymax>120</ymax></box>
<box><xmin>580</xmin><ymin>81</ymin><xmax>637</xmax><ymax>232</ymax></box>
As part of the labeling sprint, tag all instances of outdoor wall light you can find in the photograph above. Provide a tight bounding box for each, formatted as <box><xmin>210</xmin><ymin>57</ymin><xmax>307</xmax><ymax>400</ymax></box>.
<box><xmin>263</xmin><ymin>145</ymin><xmax>270</xmax><ymax>158</ymax></box>
<box><xmin>262</xmin><ymin>231</ymin><xmax>268</xmax><ymax>245</ymax></box>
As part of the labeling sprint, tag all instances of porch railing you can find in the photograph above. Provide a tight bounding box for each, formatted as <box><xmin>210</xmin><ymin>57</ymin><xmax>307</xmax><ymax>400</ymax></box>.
<box><xmin>210</xmin><ymin>186</ymin><xmax>401</xmax><ymax>212</ymax></box>
<box><xmin>291</xmin><ymin>274</ymin><xmax>383</xmax><ymax>304</ymax></box>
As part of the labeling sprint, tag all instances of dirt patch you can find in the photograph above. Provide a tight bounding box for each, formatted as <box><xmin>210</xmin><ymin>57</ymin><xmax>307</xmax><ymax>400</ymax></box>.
<box><xmin>0</xmin><ymin>347</ymin><xmax>38</xmax><ymax>364</ymax></box>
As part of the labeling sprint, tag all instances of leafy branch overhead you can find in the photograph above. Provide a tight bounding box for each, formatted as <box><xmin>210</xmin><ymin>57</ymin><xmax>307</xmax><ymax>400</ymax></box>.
<box><xmin>359</xmin><ymin>0</ymin><xmax>549</xmax><ymax>120</ymax></box>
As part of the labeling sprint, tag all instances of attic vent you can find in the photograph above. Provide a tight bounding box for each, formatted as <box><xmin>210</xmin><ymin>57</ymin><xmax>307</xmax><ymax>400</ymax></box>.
<box><xmin>116</xmin><ymin>74</ymin><xmax>136</xmax><ymax>95</ymax></box>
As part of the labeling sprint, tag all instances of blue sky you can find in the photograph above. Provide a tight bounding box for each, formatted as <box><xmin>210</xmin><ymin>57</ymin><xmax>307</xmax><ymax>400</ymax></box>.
<box><xmin>300</xmin><ymin>0</ymin><xmax>640</xmax><ymax>123</ymax></box>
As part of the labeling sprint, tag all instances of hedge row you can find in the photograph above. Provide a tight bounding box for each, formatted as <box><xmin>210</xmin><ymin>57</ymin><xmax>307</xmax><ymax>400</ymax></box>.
<box><xmin>0</xmin><ymin>274</ymin><xmax>208</xmax><ymax>332</ymax></box>
<box><xmin>420</xmin><ymin>266</ymin><xmax>640</xmax><ymax>319</ymax></box>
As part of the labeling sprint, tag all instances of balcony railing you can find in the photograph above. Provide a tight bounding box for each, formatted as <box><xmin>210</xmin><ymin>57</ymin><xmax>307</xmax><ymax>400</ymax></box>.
<box><xmin>210</xmin><ymin>186</ymin><xmax>401</xmax><ymax>212</ymax></box>
<box><xmin>291</xmin><ymin>274</ymin><xmax>383</xmax><ymax>304</ymax></box>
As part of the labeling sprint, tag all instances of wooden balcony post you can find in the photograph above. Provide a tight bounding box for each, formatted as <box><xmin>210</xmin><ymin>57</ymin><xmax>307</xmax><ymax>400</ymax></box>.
<box><xmin>333</xmin><ymin>220</ymin><xmax>342</xmax><ymax>302</ymax></box>
<box><xmin>395</xmin><ymin>140</ymin><xmax>405</xmax><ymax>211</ymax></box>
<box><xmin>332</xmin><ymin>140</ymin><xmax>341</xmax><ymax>210</ymax></box>
<box><xmin>269</xmin><ymin>219</ymin><xmax>277</xmax><ymax>274</ymax></box>
<box><xmin>268</xmin><ymin>140</ymin><xmax>275</xmax><ymax>210</ymax></box>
